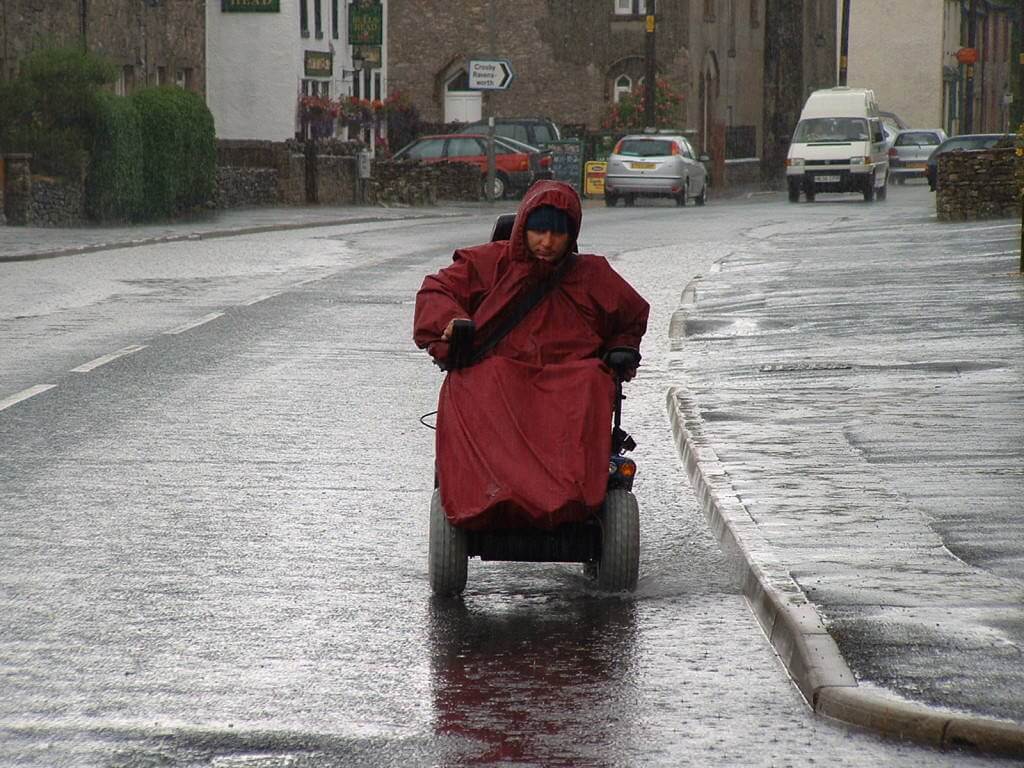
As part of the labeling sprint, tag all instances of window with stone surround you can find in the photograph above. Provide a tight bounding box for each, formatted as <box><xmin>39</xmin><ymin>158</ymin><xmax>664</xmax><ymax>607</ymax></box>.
<box><xmin>614</xmin><ymin>74</ymin><xmax>632</xmax><ymax>102</ymax></box>
<box><xmin>314</xmin><ymin>0</ymin><xmax>323</xmax><ymax>38</ymax></box>
<box><xmin>300</xmin><ymin>0</ymin><xmax>309</xmax><ymax>37</ymax></box>
<box><xmin>704</xmin><ymin>0</ymin><xmax>715</xmax><ymax>22</ymax></box>
<box><xmin>614</xmin><ymin>0</ymin><xmax>654</xmax><ymax>15</ymax></box>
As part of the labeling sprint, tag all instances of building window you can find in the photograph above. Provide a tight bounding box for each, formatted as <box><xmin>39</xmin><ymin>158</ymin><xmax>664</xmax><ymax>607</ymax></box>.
<box><xmin>314</xmin><ymin>0</ymin><xmax>323</xmax><ymax>39</ymax></box>
<box><xmin>116</xmin><ymin>65</ymin><xmax>136</xmax><ymax>96</ymax></box>
<box><xmin>614</xmin><ymin>74</ymin><xmax>632</xmax><ymax>102</ymax></box>
<box><xmin>704</xmin><ymin>0</ymin><xmax>715</xmax><ymax>22</ymax></box>
<box><xmin>175</xmin><ymin>68</ymin><xmax>194</xmax><ymax>91</ymax></box>
<box><xmin>302</xmin><ymin>79</ymin><xmax>330</xmax><ymax>97</ymax></box>
<box><xmin>749</xmin><ymin>0</ymin><xmax>759</xmax><ymax>28</ymax></box>
<box><xmin>332</xmin><ymin>0</ymin><xmax>340</xmax><ymax>39</ymax></box>
<box><xmin>614</xmin><ymin>0</ymin><xmax>653</xmax><ymax>14</ymax></box>
<box><xmin>300</xmin><ymin>0</ymin><xmax>309</xmax><ymax>37</ymax></box>
<box><xmin>156</xmin><ymin>66</ymin><xmax>167</xmax><ymax>85</ymax></box>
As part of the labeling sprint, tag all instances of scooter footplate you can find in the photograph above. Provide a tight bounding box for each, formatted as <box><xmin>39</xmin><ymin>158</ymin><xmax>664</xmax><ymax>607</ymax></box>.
<box><xmin>468</xmin><ymin>522</ymin><xmax>600</xmax><ymax>563</ymax></box>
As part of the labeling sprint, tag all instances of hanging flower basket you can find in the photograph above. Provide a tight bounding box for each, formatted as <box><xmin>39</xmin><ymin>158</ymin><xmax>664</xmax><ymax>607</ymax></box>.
<box><xmin>299</xmin><ymin>95</ymin><xmax>342</xmax><ymax>121</ymax></box>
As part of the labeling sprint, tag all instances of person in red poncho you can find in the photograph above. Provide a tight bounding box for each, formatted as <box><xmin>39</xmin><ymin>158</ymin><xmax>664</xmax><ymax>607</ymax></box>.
<box><xmin>414</xmin><ymin>180</ymin><xmax>649</xmax><ymax>532</ymax></box>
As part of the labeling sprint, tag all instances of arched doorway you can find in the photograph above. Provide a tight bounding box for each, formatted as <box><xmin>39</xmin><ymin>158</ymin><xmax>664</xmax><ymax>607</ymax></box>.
<box><xmin>444</xmin><ymin>70</ymin><xmax>481</xmax><ymax>123</ymax></box>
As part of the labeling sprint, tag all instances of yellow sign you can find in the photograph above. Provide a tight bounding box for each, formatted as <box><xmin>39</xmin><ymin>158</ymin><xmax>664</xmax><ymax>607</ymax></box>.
<box><xmin>646</xmin><ymin>15</ymin><xmax>655</xmax><ymax>33</ymax></box>
<box><xmin>584</xmin><ymin>161</ymin><xmax>607</xmax><ymax>197</ymax></box>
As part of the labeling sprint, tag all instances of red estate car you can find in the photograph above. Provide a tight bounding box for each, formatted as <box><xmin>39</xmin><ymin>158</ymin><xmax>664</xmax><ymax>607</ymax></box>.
<box><xmin>392</xmin><ymin>133</ymin><xmax>553</xmax><ymax>199</ymax></box>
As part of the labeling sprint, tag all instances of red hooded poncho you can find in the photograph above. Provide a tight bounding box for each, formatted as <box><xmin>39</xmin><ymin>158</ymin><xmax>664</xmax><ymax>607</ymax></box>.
<box><xmin>414</xmin><ymin>181</ymin><xmax>649</xmax><ymax>530</ymax></box>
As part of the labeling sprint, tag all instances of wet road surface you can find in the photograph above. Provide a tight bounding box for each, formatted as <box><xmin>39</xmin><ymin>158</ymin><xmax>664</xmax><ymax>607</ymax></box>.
<box><xmin>0</xmin><ymin>185</ymin><xmax>1013</xmax><ymax>765</ymax></box>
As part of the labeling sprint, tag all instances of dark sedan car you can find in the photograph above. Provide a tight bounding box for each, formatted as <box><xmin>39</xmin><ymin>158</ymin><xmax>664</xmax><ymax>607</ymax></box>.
<box><xmin>926</xmin><ymin>133</ymin><xmax>1012</xmax><ymax>191</ymax></box>
<box><xmin>392</xmin><ymin>134</ymin><xmax>552</xmax><ymax>198</ymax></box>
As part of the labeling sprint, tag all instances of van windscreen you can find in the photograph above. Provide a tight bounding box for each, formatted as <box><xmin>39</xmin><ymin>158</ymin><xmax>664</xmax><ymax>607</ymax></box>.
<box><xmin>793</xmin><ymin>117</ymin><xmax>870</xmax><ymax>143</ymax></box>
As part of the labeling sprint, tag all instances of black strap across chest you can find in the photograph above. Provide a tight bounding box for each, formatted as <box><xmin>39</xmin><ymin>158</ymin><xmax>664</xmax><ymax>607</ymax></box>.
<box><xmin>470</xmin><ymin>253</ymin><xmax>577</xmax><ymax>366</ymax></box>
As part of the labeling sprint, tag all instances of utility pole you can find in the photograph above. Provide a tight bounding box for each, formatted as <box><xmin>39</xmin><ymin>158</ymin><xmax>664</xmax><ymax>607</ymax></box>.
<box><xmin>644</xmin><ymin>0</ymin><xmax>656</xmax><ymax>129</ymax></box>
<box><xmin>965</xmin><ymin>0</ymin><xmax>977</xmax><ymax>133</ymax></box>
<box><xmin>838</xmin><ymin>0</ymin><xmax>850</xmax><ymax>86</ymax></box>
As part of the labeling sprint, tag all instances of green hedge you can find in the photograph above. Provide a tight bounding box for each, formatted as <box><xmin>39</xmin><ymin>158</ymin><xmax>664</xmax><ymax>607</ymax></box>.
<box><xmin>131</xmin><ymin>86</ymin><xmax>216</xmax><ymax>219</ymax></box>
<box><xmin>86</xmin><ymin>92</ymin><xmax>144</xmax><ymax>222</ymax></box>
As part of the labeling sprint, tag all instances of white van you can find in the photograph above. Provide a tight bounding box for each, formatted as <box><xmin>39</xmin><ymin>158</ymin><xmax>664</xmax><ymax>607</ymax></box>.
<box><xmin>785</xmin><ymin>87</ymin><xmax>890</xmax><ymax>203</ymax></box>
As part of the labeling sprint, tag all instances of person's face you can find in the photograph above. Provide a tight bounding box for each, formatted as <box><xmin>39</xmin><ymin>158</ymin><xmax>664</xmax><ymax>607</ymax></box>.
<box><xmin>526</xmin><ymin>228</ymin><xmax>571</xmax><ymax>262</ymax></box>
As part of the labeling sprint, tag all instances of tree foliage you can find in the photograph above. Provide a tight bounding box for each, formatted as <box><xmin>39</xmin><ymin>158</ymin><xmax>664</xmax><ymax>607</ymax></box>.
<box><xmin>0</xmin><ymin>45</ymin><xmax>116</xmax><ymax>178</ymax></box>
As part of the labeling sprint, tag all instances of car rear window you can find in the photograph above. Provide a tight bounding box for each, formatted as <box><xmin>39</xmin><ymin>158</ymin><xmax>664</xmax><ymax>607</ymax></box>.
<box><xmin>896</xmin><ymin>132</ymin><xmax>941</xmax><ymax>146</ymax></box>
<box><xmin>617</xmin><ymin>139</ymin><xmax>675</xmax><ymax>157</ymax></box>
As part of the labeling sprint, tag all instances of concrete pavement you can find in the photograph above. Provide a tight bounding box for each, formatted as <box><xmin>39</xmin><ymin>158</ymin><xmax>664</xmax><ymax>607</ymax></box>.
<box><xmin>667</xmin><ymin>212</ymin><xmax>1024</xmax><ymax>756</ymax></box>
<box><xmin>0</xmin><ymin>204</ymin><xmax>465</xmax><ymax>262</ymax></box>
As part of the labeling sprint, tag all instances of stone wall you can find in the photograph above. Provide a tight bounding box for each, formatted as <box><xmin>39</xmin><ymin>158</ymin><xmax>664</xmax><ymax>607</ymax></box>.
<box><xmin>215</xmin><ymin>167</ymin><xmax>280</xmax><ymax>209</ymax></box>
<box><xmin>216</xmin><ymin>139</ymin><xmax>306</xmax><ymax>206</ymax></box>
<box><xmin>365</xmin><ymin>160</ymin><xmax>481</xmax><ymax>205</ymax></box>
<box><xmin>29</xmin><ymin>176</ymin><xmax>86</xmax><ymax>227</ymax></box>
<box><xmin>315</xmin><ymin>155</ymin><xmax>358</xmax><ymax>206</ymax></box>
<box><xmin>3</xmin><ymin>155</ymin><xmax>33</xmax><ymax>226</ymax></box>
<box><xmin>936</xmin><ymin>147</ymin><xmax>1022</xmax><ymax>222</ymax></box>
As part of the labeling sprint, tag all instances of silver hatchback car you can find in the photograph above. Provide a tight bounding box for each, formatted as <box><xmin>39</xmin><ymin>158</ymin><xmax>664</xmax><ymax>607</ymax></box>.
<box><xmin>888</xmin><ymin>129</ymin><xmax>947</xmax><ymax>183</ymax></box>
<box><xmin>604</xmin><ymin>132</ymin><xmax>709</xmax><ymax>207</ymax></box>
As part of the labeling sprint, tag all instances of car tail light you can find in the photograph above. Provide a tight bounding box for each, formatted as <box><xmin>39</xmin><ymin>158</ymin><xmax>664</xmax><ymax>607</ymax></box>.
<box><xmin>888</xmin><ymin>147</ymin><xmax>897</xmax><ymax>158</ymax></box>
<box><xmin>671</xmin><ymin>143</ymin><xmax>680</xmax><ymax>155</ymax></box>
<box><xmin>613</xmin><ymin>140</ymin><xmax>624</xmax><ymax>154</ymax></box>
<box><xmin>518</xmin><ymin>155</ymin><xmax>529</xmax><ymax>171</ymax></box>
<box><xmin>540</xmin><ymin>155</ymin><xmax>552</xmax><ymax>169</ymax></box>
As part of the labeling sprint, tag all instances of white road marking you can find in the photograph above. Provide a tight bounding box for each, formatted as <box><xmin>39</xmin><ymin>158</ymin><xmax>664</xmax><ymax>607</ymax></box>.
<box><xmin>0</xmin><ymin>384</ymin><xmax>56</xmax><ymax>412</ymax></box>
<box><xmin>70</xmin><ymin>345</ymin><xmax>149</xmax><ymax>373</ymax></box>
<box><xmin>239</xmin><ymin>292</ymin><xmax>279</xmax><ymax>306</ymax></box>
<box><xmin>164</xmin><ymin>312</ymin><xmax>225</xmax><ymax>335</ymax></box>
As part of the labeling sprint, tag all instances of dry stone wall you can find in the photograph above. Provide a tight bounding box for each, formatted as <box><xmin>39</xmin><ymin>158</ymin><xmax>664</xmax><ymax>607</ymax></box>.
<box><xmin>936</xmin><ymin>147</ymin><xmax>1022</xmax><ymax>222</ymax></box>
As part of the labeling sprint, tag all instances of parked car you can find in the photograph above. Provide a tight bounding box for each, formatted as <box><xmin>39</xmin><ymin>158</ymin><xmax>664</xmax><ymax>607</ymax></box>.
<box><xmin>604</xmin><ymin>132</ymin><xmax>709</xmax><ymax>207</ymax></box>
<box><xmin>888</xmin><ymin>129</ymin><xmax>947</xmax><ymax>183</ymax></box>
<box><xmin>392</xmin><ymin>133</ymin><xmax>553</xmax><ymax>198</ymax></box>
<box><xmin>925</xmin><ymin>133</ymin><xmax>1012</xmax><ymax>191</ymax></box>
<box><xmin>456</xmin><ymin>117</ymin><xmax>562</xmax><ymax>147</ymax></box>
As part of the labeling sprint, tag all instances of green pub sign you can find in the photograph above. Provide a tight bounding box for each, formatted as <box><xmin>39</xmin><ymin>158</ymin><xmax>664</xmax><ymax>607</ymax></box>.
<box><xmin>222</xmin><ymin>0</ymin><xmax>280</xmax><ymax>11</ymax></box>
<box><xmin>349</xmin><ymin>2</ymin><xmax>383</xmax><ymax>46</ymax></box>
<box><xmin>304</xmin><ymin>51</ymin><xmax>333</xmax><ymax>77</ymax></box>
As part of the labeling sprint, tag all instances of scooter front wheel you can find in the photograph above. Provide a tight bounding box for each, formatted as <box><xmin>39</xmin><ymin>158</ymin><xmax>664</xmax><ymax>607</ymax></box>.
<box><xmin>597</xmin><ymin>489</ymin><xmax>639</xmax><ymax>592</ymax></box>
<box><xmin>429</xmin><ymin>490</ymin><xmax>468</xmax><ymax>596</ymax></box>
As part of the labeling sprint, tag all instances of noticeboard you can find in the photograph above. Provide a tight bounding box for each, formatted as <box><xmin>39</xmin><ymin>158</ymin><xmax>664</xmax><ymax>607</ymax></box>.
<box><xmin>541</xmin><ymin>139</ymin><xmax>582</xmax><ymax>193</ymax></box>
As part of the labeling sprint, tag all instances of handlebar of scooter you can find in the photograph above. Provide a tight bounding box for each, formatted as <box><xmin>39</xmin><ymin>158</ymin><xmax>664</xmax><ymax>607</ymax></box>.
<box><xmin>445</xmin><ymin>319</ymin><xmax>476</xmax><ymax>371</ymax></box>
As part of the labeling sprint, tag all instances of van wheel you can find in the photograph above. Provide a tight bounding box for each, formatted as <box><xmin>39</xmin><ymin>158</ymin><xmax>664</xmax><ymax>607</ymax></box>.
<box><xmin>787</xmin><ymin>179</ymin><xmax>800</xmax><ymax>203</ymax></box>
<box><xmin>604</xmin><ymin>193</ymin><xmax>618</xmax><ymax>207</ymax></box>
<box><xmin>863</xmin><ymin>177</ymin><xmax>875</xmax><ymax>202</ymax></box>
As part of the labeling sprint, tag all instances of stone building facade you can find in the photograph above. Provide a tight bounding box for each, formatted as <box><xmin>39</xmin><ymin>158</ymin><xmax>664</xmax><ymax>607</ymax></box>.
<box><xmin>0</xmin><ymin>0</ymin><xmax>205</xmax><ymax>96</ymax></box>
<box><xmin>388</xmin><ymin>0</ymin><xmax>835</xmax><ymax>186</ymax></box>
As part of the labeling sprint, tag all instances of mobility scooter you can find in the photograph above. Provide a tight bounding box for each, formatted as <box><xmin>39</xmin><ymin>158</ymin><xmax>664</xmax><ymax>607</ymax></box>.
<box><xmin>427</xmin><ymin>214</ymin><xmax>641</xmax><ymax>596</ymax></box>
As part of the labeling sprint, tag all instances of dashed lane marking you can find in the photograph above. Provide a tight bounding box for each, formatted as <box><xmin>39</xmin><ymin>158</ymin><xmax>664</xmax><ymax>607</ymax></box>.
<box><xmin>0</xmin><ymin>384</ymin><xmax>56</xmax><ymax>412</ymax></box>
<box><xmin>239</xmin><ymin>292</ymin><xmax>280</xmax><ymax>306</ymax></box>
<box><xmin>163</xmin><ymin>312</ymin><xmax>225</xmax><ymax>335</ymax></box>
<box><xmin>70</xmin><ymin>345</ymin><xmax>149</xmax><ymax>373</ymax></box>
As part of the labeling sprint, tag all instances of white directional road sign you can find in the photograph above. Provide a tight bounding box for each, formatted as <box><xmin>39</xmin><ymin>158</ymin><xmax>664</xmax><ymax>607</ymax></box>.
<box><xmin>468</xmin><ymin>59</ymin><xmax>515</xmax><ymax>90</ymax></box>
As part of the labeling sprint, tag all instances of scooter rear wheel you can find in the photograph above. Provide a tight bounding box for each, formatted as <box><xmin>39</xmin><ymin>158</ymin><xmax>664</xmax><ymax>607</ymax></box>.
<box><xmin>597</xmin><ymin>489</ymin><xmax>639</xmax><ymax>592</ymax></box>
<box><xmin>429</xmin><ymin>490</ymin><xmax>467</xmax><ymax>596</ymax></box>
